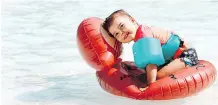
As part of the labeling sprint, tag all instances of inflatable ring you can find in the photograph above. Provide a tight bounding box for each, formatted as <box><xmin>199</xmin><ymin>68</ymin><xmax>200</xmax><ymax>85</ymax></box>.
<box><xmin>77</xmin><ymin>17</ymin><xmax>217</xmax><ymax>100</ymax></box>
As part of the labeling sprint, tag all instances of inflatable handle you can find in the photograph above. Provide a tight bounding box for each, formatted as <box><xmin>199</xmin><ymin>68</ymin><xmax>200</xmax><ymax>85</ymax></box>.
<box><xmin>132</xmin><ymin>38</ymin><xmax>165</xmax><ymax>69</ymax></box>
<box><xmin>77</xmin><ymin>17</ymin><xmax>117</xmax><ymax>71</ymax></box>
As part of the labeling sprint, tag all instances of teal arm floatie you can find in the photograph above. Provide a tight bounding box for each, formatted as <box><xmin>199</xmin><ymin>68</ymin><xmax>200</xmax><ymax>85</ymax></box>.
<box><xmin>161</xmin><ymin>34</ymin><xmax>181</xmax><ymax>61</ymax></box>
<box><xmin>132</xmin><ymin>38</ymin><xmax>165</xmax><ymax>69</ymax></box>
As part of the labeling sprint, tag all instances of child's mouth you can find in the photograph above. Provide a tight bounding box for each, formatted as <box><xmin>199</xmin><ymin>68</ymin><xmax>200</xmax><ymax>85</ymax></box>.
<box><xmin>124</xmin><ymin>32</ymin><xmax>129</xmax><ymax>40</ymax></box>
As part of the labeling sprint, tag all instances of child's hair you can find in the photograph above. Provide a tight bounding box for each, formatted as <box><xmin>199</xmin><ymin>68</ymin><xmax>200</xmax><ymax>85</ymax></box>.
<box><xmin>102</xmin><ymin>9</ymin><xmax>133</xmax><ymax>37</ymax></box>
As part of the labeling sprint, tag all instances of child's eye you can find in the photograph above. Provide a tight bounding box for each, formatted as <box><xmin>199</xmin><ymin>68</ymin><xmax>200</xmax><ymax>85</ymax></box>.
<box><xmin>120</xmin><ymin>24</ymin><xmax>124</xmax><ymax>28</ymax></box>
<box><xmin>114</xmin><ymin>32</ymin><xmax>118</xmax><ymax>37</ymax></box>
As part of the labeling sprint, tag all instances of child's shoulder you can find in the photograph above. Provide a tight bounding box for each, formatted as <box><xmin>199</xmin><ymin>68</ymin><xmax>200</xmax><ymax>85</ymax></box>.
<box><xmin>144</xmin><ymin>25</ymin><xmax>169</xmax><ymax>31</ymax></box>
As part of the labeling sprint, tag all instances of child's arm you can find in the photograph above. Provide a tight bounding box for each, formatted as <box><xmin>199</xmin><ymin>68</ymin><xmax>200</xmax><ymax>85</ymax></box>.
<box><xmin>150</xmin><ymin>26</ymin><xmax>188</xmax><ymax>49</ymax></box>
<box><xmin>149</xmin><ymin>26</ymin><xmax>171</xmax><ymax>44</ymax></box>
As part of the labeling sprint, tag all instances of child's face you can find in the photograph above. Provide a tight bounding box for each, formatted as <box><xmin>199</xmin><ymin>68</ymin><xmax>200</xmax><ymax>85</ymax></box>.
<box><xmin>108</xmin><ymin>15</ymin><xmax>138</xmax><ymax>43</ymax></box>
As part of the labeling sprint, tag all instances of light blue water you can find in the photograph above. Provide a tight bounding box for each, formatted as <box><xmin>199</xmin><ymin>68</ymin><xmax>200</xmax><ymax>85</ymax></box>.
<box><xmin>1</xmin><ymin>0</ymin><xmax>218</xmax><ymax>105</ymax></box>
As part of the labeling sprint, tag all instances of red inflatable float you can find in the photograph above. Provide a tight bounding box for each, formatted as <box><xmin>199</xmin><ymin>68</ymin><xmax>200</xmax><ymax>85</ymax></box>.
<box><xmin>77</xmin><ymin>17</ymin><xmax>217</xmax><ymax>100</ymax></box>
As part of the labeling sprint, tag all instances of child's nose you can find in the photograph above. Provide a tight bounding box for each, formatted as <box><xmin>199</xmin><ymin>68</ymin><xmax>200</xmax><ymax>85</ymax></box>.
<box><xmin>121</xmin><ymin>32</ymin><xmax>124</xmax><ymax>36</ymax></box>
<box><xmin>121</xmin><ymin>28</ymin><xmax>125</xmax><ymax>33</ymax></box>
<box><xmin>119</xmin><ymin>30</ymin><xmax>123</xmax><ymax>36</ymax></box>
<box><xmin>121</xmin><ymin>30</ymin><xmax>126</xmax><ymax>35</ymax></box>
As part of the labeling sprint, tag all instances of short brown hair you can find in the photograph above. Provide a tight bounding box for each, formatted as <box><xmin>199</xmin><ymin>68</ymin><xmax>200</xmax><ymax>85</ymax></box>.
<box><xmin>102</xmin><ymin>9</ymin><xmax>132</xmax><ymax>37</ymax></box>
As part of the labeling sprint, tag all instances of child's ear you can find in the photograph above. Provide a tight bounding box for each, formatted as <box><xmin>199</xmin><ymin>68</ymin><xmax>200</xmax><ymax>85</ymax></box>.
<box><xmin>130</xmin><ymin>17</ymin><xmax>135</xmax><ymax>22</ymax></box>
<box><xmin>130</xmin><ymin>17</ymin><xmax>138</xmax><ymax>25</ymax></box>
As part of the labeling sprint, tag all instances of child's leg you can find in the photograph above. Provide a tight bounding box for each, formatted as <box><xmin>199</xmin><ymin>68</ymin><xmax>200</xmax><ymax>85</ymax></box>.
<box><xmin>146</xmin><ymin>64</ymin><xmax>158</xmax><ymax>84</ymax></box>
<box><xmin>157</xmin><ymin>59</ymin><xmax>185</xmax><ymax>79</ymax></box>
<box><xmin>157</xmin><ymin>48</ymin><xmax>198</xmax><ymax>79</ymax></box>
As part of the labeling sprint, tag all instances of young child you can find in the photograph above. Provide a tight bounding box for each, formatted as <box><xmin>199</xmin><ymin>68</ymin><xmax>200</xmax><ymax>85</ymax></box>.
<box><xmin>102</xmin><ymin>9</ymin><xmax>198</xmax><ymax>85</ymax></box>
